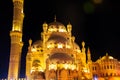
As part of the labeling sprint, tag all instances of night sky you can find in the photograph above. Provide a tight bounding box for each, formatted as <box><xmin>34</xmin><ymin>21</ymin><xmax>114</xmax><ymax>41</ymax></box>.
<box><xmin>0</xmin><ymin>0</ymin><xmax>120</xmax><ymax>78</ymax></box>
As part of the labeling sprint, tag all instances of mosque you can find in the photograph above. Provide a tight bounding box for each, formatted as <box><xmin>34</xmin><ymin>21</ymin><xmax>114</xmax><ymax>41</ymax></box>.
<box><xmin>5</xmin><ymin>0</ymin><xmax>120</xmax><ymax>80</ymax></box>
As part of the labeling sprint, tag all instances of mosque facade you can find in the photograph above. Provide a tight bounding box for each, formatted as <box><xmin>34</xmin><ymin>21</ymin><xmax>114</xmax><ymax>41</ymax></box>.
<box><xmin>5</xmin><ymin>0</ymin><xmax>120</xmax><ymax>80</ymax></box>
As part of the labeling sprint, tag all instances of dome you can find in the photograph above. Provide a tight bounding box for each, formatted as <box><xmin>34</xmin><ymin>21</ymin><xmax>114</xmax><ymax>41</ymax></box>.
<box><xmin>73</xmin><ymin>42</ymin><xmax>80</xmax><ymax>50</ymax></box>
<box><xmin>49</xmin><ymin>53</ymin><xmax>74</xmax><ymax>62</ymax></box>
<box><xmin>32</xmin><ymin>40</ymin><xmax>43</xmax><ymax>48</ymax></box>
<box><xmin>47</xmin><ymin>21</ymin><xmax>67</xmax><ymax>32</ymax></box>
<box><xmin>47</xmin><ymin>34</ymin><xmax>67</xmax><ymax>44</ymax></box>
<box><xmin>101</xmin><ymin>55</ymin><xmax>114</xmax><ymax>60</ymax></box>
<box><xmin>31</xmin><ymin>40</ymin><xmax>43</xmax><ymax>52</ymax></box>
<box><xmin>48</xmin><ymin>21</ymin><xmax>65</xmax><ymax>28</ymax></box>
<box><xmin>97</xmin><ymin>53</ymin><xmax>115</xmax><ymax>62</ymax></box>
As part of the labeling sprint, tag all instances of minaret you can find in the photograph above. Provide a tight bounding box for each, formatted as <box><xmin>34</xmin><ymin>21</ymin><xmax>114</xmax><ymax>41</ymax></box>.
<box><xmin>87</xmin><ymin>47</ymin><xmax>93</xmax><ymax>79</ymax></box>
<box><xmin>26</xmin><ymin>39</ymin><xmax>32</xmax><ymax>80</ymax></box>
<box><xmin>87</xmin><ymin>47</ymin><xmax>91</xmax><ymax>63</ymax></box>
<box><xmin>8</xmin><ymin>0</ymin><xmax>24</xmax><ymax>79</ymax></box>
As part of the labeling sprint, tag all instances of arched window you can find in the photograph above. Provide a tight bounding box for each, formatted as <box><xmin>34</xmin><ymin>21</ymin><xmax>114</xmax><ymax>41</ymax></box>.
<box><xmin>107</xmin><ymin>65</ymin><xmax>109</xmax><ymax>69</ymax></box>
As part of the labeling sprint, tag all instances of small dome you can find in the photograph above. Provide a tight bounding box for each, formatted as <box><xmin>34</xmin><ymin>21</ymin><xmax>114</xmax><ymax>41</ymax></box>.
<box><xmin>97</xmin><ymin>53</ymin><xmax>115</xmax><ymax>63</ymax></box>
<box><xmin>49</xmin><ymin>53</ymin><xmax>74</xmax><ymax>62</ymax></box>
<box><xmin>73</xmin><ymin>42</ymin><xmax>80</xmax><ymax>50</ymax></box>
<box><xmin>32</xmin><ymin>40</ymin><xmax>43</xmax><ymax>48</ymax></box>
<box><xmin>101</xmin><ymin>55</ymin><xmax>114</xmax><ymax>60</ymax></box>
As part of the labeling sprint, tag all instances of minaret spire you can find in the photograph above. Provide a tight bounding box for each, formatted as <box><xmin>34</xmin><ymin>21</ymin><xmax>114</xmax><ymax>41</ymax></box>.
<box><xmin>8</xmin><ymin>0</ymin><xmax>24</xmax><ymax>79</ymax></box>
<box><xmin>87</xmin><ymin>47</ymin><xmax>91</xmax><ymax>62</ymax></box>
<box><xmin>82</xmin><ymin>41</ymin><xmax>85</xmax><ymax>53</ymax></box>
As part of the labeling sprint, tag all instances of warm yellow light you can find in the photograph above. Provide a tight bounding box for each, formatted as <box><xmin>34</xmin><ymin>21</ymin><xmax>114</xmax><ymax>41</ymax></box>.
<box><xmin>13</xmin><ymin>25</ymin><xmax>21</xmax><ymax>31</ymax></box>
<box><xmin>83</xmin><ymin>68</ymin><xmax>90</xmax><ymax>73</ymax></box>
<box><xmin>47</xmin><ymin>45</ymin><xmax>51</xmax><ymax>48</ymax></box>
<box><xmin>77</xmin><ymin>50</ymin><xmax>81</xmax><ymax>53</ymax></box>
<box><xmin>109</xmin><ymin>56</ymin><xmax>113</xmax><ymax>59</ymax></box>
<box><xmin>31</xmin><ymin>66</ymin><xmax>44</xmax><ymax>73</ymax></box>
<box><xmin>59</xmin><ymin>29</ymin><xmax>66</xmax><ymax>32</ymax></box>
<box><xmin>71</xmin><ymin>64</ymin><xmax>76</xmax><ymax>70</ymax></box>
<box><xmin>64</xmin><ymin>63</ymin><xmax>69</xmax><ymax>69</ymax></box>
<box><xmin>31</xmin><ymin>67</ymin><xmax>35</xmax><ymax>73</ymax></box>
<box><xmin>47</xmin><ymin>44</ymin><xmax>54</xmax><ymax>48</ymax></box>
<box><xmin>66</xmin><ymin>45</ymin><xmax>71</xmax><ymax>48</ymax></box>
<box><xmin>58</xmin><ymin>43</ymin><xmax>63</xmax><ymax>48</ymax></box>
<box><xmin>81</xmin><ymin>77</ymin><xmax>85</xmax><ymax>79</ymax></box>
<box><xmin>48</xmin><ymin>28</ymin><xmax>57</xmax><ymax>32</ymax></box>
<box><xmin>31</xmin><ymin>48</ymin><xmax>36</xmax><ymax>52</ymax></box>
<box><xmin>21</xmin><ymin>9</ymin><xmax>23</xmax><ymax>13</ymax></box>
<box><xmin>39</xmin><ymin>69</ymin><xmax>44</xmax><ymax>72</ymax></box>
<box><xmin>49</xmin><ymin>64</ymin><xmax>57</xmax><ymax>70</ymax></box>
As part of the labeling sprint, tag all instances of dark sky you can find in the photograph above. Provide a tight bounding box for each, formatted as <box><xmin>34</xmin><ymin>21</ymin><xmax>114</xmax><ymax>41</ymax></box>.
<box><xmin>0</xmin><ymin>0</ymin><xmax>120</xmax><ymax>78</ymax></box>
